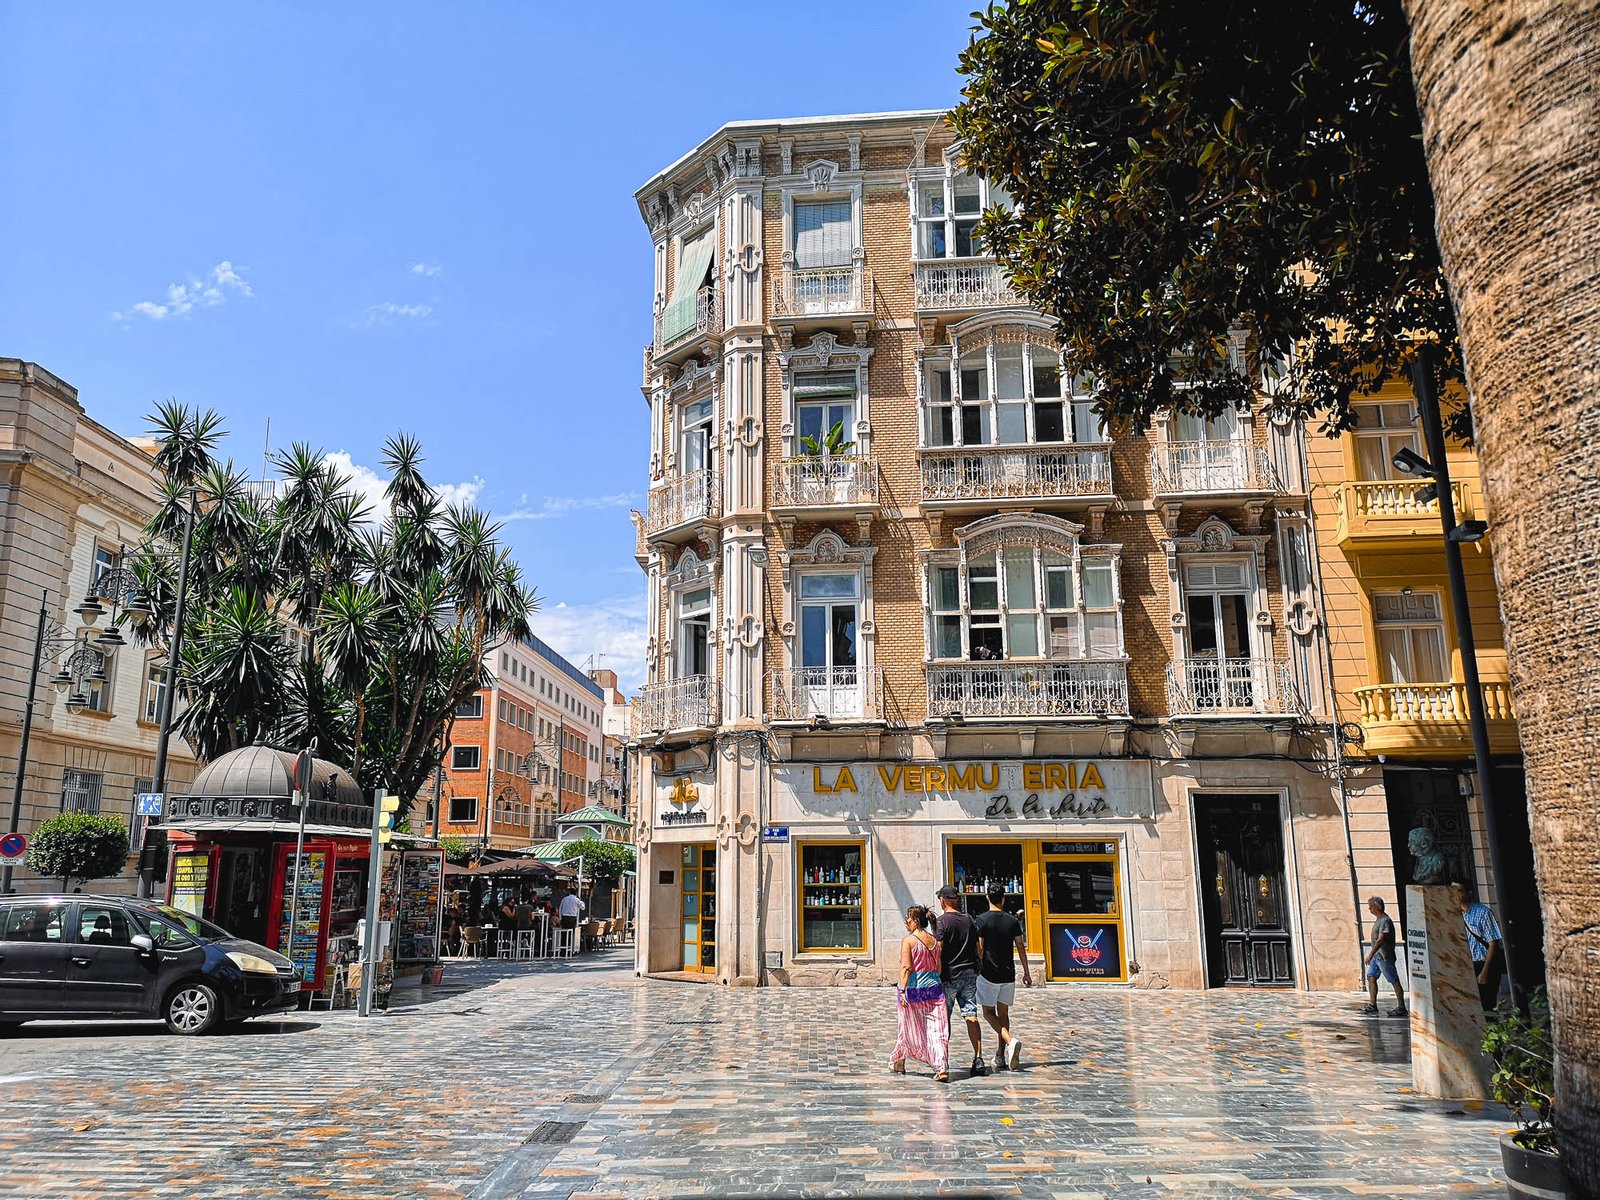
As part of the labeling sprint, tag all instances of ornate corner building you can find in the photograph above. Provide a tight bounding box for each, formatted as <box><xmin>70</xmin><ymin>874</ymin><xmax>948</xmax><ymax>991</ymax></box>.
<box><xmin>626</xmin><ymin>112</ymin><xmax>1513</xmax><ymax>992</ymax></box>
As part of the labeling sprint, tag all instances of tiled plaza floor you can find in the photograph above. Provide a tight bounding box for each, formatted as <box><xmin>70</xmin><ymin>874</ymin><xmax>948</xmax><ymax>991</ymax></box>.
<box><xmin>0</xmin><ymin>950</ymin><xmax>1507</xmax><ymax>1198</ymax></box>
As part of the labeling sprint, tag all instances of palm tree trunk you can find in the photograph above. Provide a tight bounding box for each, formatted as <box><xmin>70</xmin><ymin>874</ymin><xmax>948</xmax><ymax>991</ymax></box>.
<box><xmin>1403</xmin><ymin>1</ymin><xmax>1600</xmax><ymax>1190</ymax></box>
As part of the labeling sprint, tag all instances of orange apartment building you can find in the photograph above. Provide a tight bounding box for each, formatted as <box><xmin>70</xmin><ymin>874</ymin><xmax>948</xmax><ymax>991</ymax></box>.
<box><xmin>435</xmin><ymin>634</ymin><xmax>604</xmax><ymax>854</ymax></box>
<box><xmin>627</xmin><ymin>111</ymin><xmax>1371</xmax><ymax>989</ymax></box>
<box><xmin>1307</xmin><ymin>379</ymin><xmax>1541</xmax><ymax>989</ymax></box>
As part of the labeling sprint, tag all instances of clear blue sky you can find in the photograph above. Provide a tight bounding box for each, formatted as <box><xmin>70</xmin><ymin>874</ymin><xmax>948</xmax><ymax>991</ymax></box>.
<box><xmin>0</xmin><ymin>1</ymin><xmax>978</xmax><ymax>691</ymax></box>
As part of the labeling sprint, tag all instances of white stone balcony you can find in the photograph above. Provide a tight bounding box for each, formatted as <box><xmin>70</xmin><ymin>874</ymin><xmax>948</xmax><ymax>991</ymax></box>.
<box><xmin>1149</xmin><ymin>440</ymin><xmax>1281</xmax><ymax>497</ymax></box>
<box><xmin>644</xmin><ymin>468</ymin><xmax>718</xmax><ymax>542</ymax></box>
<box><xmin>771</xmin><ymin>264</ymin><xmax>872</xmax><ymax>321</ymax></box>
<box><xmin>654</xmin><ymin>285</ymin><xmax>719</xmax><ymax>359</ymax></box>
<box><xmin>913</xmin><ymin>257</ymin><xmax>1021</xmax><ymax>312</ymax></box>
<box><xmin>927</xmin><ymin>660</ymin><xmax>1129</xmax><ymax>720</ymax></box>
<box><xmin>771</xmin><ymin>456</ymin><xmax>878</xmax><ymax>517</ymax></box>
<box><xmin>1166</xmin><ymin>658</ymin><xmax>1303</xmax><ymax>717</ymax></box>
<box><xmin>769</xmin><ymin>665</ymin><xmax>883</xmax><ymax>723</ymax></box>
<box><xmin>633</xmin><ymin>675</ymin><xmax>719</xmax><ymax>737</ymax></box>
<box><xmin>919</xmin><ymin>444</ymin><xmax>1113</xmax><ymax>509</ymax></box>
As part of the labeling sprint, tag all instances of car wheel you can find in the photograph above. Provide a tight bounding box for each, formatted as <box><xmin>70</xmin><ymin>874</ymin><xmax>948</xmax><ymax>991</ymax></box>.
<box><xmin>165</xmin><ymin>982</ymin><xmax>221</xmax><ymax>1035</ymax></box>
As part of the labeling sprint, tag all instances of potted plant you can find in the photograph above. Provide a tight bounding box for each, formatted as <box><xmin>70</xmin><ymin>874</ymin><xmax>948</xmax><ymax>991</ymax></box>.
<box><xmin>1482</xmin><ymin>989</ymin><xmax>1569</xmax><ymax>1199</ymax></box>
<box><xmin>799</xmin><ymin>420</ymin><xmax>856</xmax><ymax>504</ymax></box>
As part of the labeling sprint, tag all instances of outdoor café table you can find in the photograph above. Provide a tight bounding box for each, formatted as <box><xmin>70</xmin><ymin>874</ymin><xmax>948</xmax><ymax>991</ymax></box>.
<box><xmin>480</xmin><ymin>924</ymin><xmax>498</xmax><ymax>957</ymax></box>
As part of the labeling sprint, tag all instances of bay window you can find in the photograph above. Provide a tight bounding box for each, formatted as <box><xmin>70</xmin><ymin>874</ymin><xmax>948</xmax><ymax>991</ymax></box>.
<box><xmin>915</xmin><ymin>172</ymin><xmax>1011</xmax><ymax>260</ymax></box>
<box><xmin>927</xmin><ymin>544</ymin><xmax>1122</xmax><ymax>662</ymax></box>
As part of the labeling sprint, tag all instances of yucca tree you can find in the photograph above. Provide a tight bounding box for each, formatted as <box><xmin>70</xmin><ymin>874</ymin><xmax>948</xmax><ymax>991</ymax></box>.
<box><xmin>130</xmin><ymin>407</ymin><xmax>538</xmax><ymax>815</ymax></box>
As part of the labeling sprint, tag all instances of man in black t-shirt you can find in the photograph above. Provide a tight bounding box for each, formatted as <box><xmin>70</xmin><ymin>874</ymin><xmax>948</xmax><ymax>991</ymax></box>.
<box><xmin>974</xmin><ymin>884</ymin><xmax>1032</xmax><ymax>1071</ymax></box>
<box><xmin>935</xmin><ymin>885</ymin><xmax>986</xmax><ymax>1077</ymax></box>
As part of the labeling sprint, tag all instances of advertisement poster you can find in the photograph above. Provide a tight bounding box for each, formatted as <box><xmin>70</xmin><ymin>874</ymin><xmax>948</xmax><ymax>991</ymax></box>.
<box><xmin>398</xmin><ymin>851</ymin><xmax>443</xmax><ymax>962</ymax></box>
<box><xmin>277</xmin><ymin>851</ymin><xmax>327</xmax><ymax>983</ymax></box>
<box><xmin>171</xmin><ymin>852</ymin><xmax>210</xmax><ymax>917</ymax></box>
<box><xmin>1048</xmin><ymin>920</ymin><xmax>1124</xmax><ymax>980</ymax></box>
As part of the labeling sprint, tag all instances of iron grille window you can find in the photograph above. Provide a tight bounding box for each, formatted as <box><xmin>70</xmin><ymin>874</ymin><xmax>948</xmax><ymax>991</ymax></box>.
<box><xmin>62</xmin><ymin>769</ymin><xmax>103</xmax><ymax>814</ymax></box>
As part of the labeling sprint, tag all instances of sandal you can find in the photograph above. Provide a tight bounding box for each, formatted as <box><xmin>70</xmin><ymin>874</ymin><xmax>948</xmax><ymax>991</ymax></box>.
<box><xmin>890</xmin><ymin>1059</ymin><xmax>906</xmax><ymax>1075</ymax></box>
<box><xmin>933</xmin><ymin>1070</ymin><xmax>949</xmax><ymax>1084</ymax></box>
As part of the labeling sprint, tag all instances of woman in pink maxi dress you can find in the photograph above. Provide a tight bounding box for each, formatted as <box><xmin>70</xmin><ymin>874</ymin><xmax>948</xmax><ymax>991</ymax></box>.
<box><xmin>891</xmin><ymin>904</ymin><xmax>950</xmax><ymax>1081</ymax></box>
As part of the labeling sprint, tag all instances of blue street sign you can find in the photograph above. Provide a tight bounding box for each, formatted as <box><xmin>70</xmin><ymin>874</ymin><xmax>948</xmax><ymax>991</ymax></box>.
<box><xmin>761</xmin><ymin>825</ymin><xmax>789</xmax><ymax>843</ymax></box>
<box><xmin>0</xmin><ymin>832</ymin><xmax>28</xmax><ymax>859</ymax></box>
<box><xmin>136</xmin><ymin>792</ymin><xmax>164</xmax><ymax>817</ymax></box>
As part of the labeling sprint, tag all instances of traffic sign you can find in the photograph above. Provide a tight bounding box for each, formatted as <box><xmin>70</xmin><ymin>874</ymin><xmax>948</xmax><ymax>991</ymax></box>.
<box><xmin>761</xmin><ymin>825</ymin><xmax>790</xmax><ymax>843</ymax></box>
<box><xmin>136</xmin><ymin>792</ymin><xmax>164</xmax><ymax>817</ymax></box>
<box><xmin>0</xmin><ymin>832</ymin><xmax>28</xmax><ymax>860</ymax></box>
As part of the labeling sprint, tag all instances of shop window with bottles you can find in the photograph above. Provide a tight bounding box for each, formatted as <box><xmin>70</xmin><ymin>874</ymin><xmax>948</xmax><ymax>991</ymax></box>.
<box><xmin>797</xmin><ymin>841</ymin><xmax>866</xmax><ymax>953</ymax></box>
<box><xmin>949</xmin><ymin>842</ymin><xmax>1026</xmax><ymax>927</ymax></box>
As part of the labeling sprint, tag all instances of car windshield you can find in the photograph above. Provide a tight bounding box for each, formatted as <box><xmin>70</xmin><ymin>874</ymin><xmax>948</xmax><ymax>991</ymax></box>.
<box><xmin>134</xmin><ymin>905</ymin><xmax>235</xmax><ymax>943</ymax></box>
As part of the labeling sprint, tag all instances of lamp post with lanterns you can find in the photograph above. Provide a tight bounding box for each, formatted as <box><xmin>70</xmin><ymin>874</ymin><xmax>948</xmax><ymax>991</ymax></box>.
<box><xmin>3</xmin><ymin>564</ymin><xmax>154</xmax><ymax>894</ymax></box>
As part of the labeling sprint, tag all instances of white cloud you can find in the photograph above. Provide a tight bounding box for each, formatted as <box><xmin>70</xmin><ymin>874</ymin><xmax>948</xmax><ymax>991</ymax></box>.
<box><xmin>113</xmin><ymin>260</ymin><xmax>253</xmax><ymax>322</ymax></box>
<box><xmin>500</xmin><ymin>493</ymin><xmax>639</xmax><ymax>522</ymax></box>
<box><xmin>410</xmin><ymin>262</ymin><xmax>442</xmax><ymax>278</ymax></box>
<box><xmin>530</xmin><ymin>595</ymin><xmax>648</xmax><ymax>694</ymax></box>
<box><xmin>362</xmin><ymin>301</ymin><xmax>433</xmax><ymax>326</ymax></box>
<box><xmin>322</xmin><ymin>450</ymin><xmax>483</xmax><ymax>518</ymax></box>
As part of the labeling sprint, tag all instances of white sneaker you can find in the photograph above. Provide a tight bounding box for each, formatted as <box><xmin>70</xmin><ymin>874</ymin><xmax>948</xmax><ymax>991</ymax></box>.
<box><xmin>1005</xmin><ymin>1037</ymin><xmax>1022</xmax><ymax>1069</ymax></box>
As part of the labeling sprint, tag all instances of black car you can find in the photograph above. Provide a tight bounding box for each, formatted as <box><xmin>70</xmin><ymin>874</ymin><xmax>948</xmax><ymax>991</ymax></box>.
<box><xmin>0</xmin><ymin>894</ymin><xmax>302</xmax><ymax>1034</ymax></box>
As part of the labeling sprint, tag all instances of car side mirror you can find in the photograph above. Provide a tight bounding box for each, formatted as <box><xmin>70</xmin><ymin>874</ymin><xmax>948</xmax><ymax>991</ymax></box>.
<box><xmin>130</xmin><ymin>934</ymin><xmax>155</xmax><ymax>954</ymax></box>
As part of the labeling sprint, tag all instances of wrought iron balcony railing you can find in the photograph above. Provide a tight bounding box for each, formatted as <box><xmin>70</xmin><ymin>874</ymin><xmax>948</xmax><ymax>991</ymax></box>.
<box><xmin>654</xmin><ymin>285</ymin><xmax>719</xmax><ymax>354</ymax></box>
<box><xmin>771</xmin><ymin>456</ymin><xmax>878</xmax><ymax>509</ymax></box>
<box><xmin>772</xmin><ymin>264</ymin><xmax>871</xmax><ymax>319</ymax></box>
<box><xmin>633</xmin><ymin>675</ymin><xmax>719</xmax><ymax>736</ymax></box>
<box><xmin>1150</xmin><ymin>441</ymin><xmax>1281</xmax><ymax>495</ymax></box>
<box><xmin>644</xmin><ymin>468</ymin><xmax>718</xmax><ymax>538</ymax></box>
<box><xmin>769</xmin><ymin>666</ymin><xmax>883</xmax><ymax>722</ymax></box>
<box><xmin>920</xmin><ymin>444</ymin><xmax>1113</xmax><ymax>503</ymax></box>
<box><xmin>913</xmin><ymin>258</ymin><xmax>1021</xmax><ymax>311</ymax></box>
<box><xmin>927</xmin><ymin>660</ymin><xmax>1129</xmax><ymax>719</ymax></box>
<box><xmin>1166</xmin><ymin>657</ymin><xmax>1304</xmax><ymax>716</ymax></box>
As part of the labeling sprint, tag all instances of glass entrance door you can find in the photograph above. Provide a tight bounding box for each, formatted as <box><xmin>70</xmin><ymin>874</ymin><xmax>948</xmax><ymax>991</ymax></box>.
<box><xmin>1041</xmin><ymin>842</ymin><xmax>1126</xmax><ymax>981</ymax></box>
<box><xmin>680</xmin><ymin>844</ymin><xmax>716</xmax><ymax>973</ymax></box>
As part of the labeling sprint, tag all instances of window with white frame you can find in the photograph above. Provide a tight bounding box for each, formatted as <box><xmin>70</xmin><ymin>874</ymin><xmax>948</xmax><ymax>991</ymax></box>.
<box><xmin>1181</xmin><ymin>561</ymin><xmax>1253</xmax><ymax>662</ymax></box>
<box><xmin>914</xmin><ymin>172</ymin><xmax>1011</xmax><ymax>260</ymax></box>
<box><xmin>927</xmin><ymin>545</ymin><xmax>1121</xmax><ymax>662</ymax></box>
<box><xmin>676</xmin><ymin>586</ymin><xmax>712</xmax><ymax>679</ymax></box>
<box><xmin>798</xmin><ymin>573</ymin><xmax>859</xmax><ymax>674</ymax></box>
<box><xmin>793</xmin><ymin>371</ymin><xmax>856</xmax><ymax>455</ymax></box>
<box><xmin>679</xmin><ymin>394</ymin><xmax>713</xmax><ymax>476</ymax></box>
<box><xmin>1373</xmin><ymin>591</ymin><xmax>1448</xmax><ymax>684</ymax></box>
<box><xmin>451</xmin><ymin>746</ymin><xmax>481</xmax><ymax>771</ymax></box>
<box><xmin>793</xmin><ymin>199</ymin><xmax>852</xmax><ymax>268</ymax></box>
<box><xmin>449</xmin><ymin>794</ymin><xmax>478</xmax><ymax>824</ymax></box>
<box><xmin>142</xmin><ymin>661</ymin><xmax>167</xmax><ymax>724</ymax></box>
<box><xmin>1352</xmin><ymin>400</ymin><xmax>1422</xmax><ymax>480</ymax></box>
<box><xmin>925</xmin><ymin>337</ymin><xmax>1104</xmax><ymax>447</ymax></box>
<box><xmin>456</xmin><ymin>693</ymin><xmax>483</xmax><ymax>719</ymax></box>
<box><xmin>61</xmin><ymin>769</ymin><xmax>103</xmax><ymax>814</ymax></box>
<box><xmin>91</xmin><ymin>545</ymin><xmax>117</xmax><ymax>592</ymax></box>
<box><xmin>1171</xmin><ymin>406</ymin><xmax>1241</xmax><ymax>444</ymax></box>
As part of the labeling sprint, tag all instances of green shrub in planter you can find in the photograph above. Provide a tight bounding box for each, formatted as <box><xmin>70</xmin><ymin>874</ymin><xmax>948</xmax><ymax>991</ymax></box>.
<box><xmin>1483</xmin><ymin>989</ymin><xmax>1558</xmax><ymax>1155</ymax></box>
<box><xmin>23</xmin><ymin>812</ymin><xmax>131</xmax><ymax>888</ymax></box>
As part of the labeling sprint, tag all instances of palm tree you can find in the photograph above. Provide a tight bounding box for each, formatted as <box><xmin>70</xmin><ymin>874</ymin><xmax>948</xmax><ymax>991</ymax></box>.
<box><xmin>1404</xmin><ymin>0</ymin><xmax>1600</xmax><ymax>1187</ymax></box>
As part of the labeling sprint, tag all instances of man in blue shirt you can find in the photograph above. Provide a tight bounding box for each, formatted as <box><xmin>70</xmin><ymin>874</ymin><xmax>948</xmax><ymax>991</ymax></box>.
<box><xmin>1450</xmin><ymin>881</ymin><xmax>1504</xmax><ymax>1011</ymax></box>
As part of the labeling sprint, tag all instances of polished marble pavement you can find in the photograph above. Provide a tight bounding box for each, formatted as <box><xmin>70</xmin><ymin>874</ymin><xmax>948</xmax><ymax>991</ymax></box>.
<box><xmin>0</xmin><ymin>951</ymin><xmax>1507</xmax><ymax>1198</ymax></box>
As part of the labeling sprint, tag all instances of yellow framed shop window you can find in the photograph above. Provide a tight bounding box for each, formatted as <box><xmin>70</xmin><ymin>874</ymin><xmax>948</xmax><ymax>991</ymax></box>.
<box><xmin>947</xmin><ymin>840</ymin><xmax>1045</xmax><ymax>963</ymax></box>
<box><xmin>797</xmin><ymin>840</ymin><xmax>867</xmax><ymax>953</ymax></box>
<box><xmin>1040</xmin><ymin>841</ymin><xmax>1127</xmax><ymax>982</ymax></box>
<box><xmin>680</xmin><ymin>843</ymin><xmax>716</xmax><ymax>973</ymax></box>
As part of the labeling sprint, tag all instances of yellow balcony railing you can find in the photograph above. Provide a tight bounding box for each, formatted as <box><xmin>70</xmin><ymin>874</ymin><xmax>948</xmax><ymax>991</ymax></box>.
<box><xmin>1352</xmin><ymin>680</ymin><xmax>1519</xmax><ymax>755</ymax></box>
<box><xmin>1336</xmin><ymin>479</ymin><xmax>1470</xmax><ymax>546</ymax></box>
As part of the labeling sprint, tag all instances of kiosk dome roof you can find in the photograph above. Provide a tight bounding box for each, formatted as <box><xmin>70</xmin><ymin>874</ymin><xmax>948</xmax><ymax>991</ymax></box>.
<box><xmin>187</xmin><ymin>743</ymin><xmax>364</xmax><ymax>807</ymax></box>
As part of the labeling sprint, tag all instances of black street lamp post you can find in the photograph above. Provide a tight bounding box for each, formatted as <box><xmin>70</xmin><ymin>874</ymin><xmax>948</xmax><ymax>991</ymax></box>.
<box><xmin>1396</xmin><ymin>347</ymin><xmax>1522</xmax><ymax>1005</ymax></box>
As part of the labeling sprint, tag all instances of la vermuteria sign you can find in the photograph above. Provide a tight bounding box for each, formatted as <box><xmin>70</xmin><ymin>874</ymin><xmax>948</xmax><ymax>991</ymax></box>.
<box><xmin>654</xmin><ymin>771</ymin><xmax>712</xmax><ymax>828</ymax></box>
<box><xmin>770</xmin><ymin>760</ymin><xmax>1154</xmax><ymax>824</ymax></box>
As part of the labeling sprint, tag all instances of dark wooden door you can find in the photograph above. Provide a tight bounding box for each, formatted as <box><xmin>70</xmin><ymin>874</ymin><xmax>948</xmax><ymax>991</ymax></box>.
<box><xmin>1195</xmin><ymin>796</ymin><xmax>1294</xmax><ymax>987</ymax></box>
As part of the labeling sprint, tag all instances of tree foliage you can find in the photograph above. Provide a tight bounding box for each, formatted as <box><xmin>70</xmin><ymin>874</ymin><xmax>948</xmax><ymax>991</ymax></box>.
<box><xmin>558</xmin><ymin>837</ymin><xmax>635</xmax><ymax>882</ymax></box>
<box><xmin>128</xmin><ymin>404</ymin><xmax>538</xmax><ymax>815</ymax></box>
<box><xmin>952</xmin><ymin>0</ymin><xmax>1464</xmax><ymax>435</ymax></box>
<box><xmin>25</xmin><ymin>813</ymin><xmax>130</xmax><ymax>887</ymax></box>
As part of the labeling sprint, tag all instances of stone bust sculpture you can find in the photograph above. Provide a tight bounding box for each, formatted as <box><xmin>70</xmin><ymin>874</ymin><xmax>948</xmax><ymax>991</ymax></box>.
<box><xmin>1408</xmin><ymin>827</ymin><xmax>1448</xmax><ymax>885</ymax></box>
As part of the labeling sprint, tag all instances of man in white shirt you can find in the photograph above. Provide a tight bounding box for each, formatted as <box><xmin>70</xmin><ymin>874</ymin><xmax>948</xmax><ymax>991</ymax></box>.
<box><xmin>557</xmin><ymin>888</ymin><xmax>583</xmax><ymax>929</ymax></box>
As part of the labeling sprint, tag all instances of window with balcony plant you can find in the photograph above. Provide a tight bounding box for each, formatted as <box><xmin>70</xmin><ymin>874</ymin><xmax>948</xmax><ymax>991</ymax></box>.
<box><xmin>926</xmin><ymin>542</ymin><xmax>1122</xmax><ymax>662</ymax></box>
<box><xmin>794</xmin><ymin>371</ymin><xmax>856</xmax><ymax>457</ymax></box>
